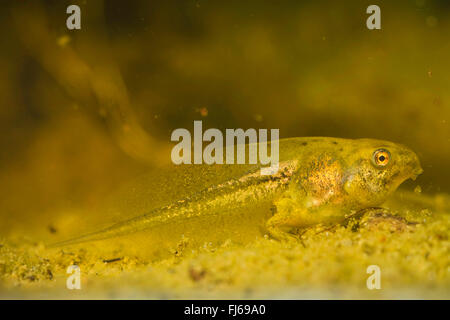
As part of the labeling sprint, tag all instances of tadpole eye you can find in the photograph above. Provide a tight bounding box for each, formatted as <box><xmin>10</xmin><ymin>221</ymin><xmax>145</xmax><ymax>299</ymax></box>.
<box><xmin>372</xmin><ymin>149</ymin><xmax>391</xmax><ymax>167</ymax></box>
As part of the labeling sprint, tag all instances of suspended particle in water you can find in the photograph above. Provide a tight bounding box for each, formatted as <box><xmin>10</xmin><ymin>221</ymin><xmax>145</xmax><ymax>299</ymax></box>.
<box><xmin>414</xmin><ymin>185</ymin><xmax>422</xmax><ymax>194</ymax></box>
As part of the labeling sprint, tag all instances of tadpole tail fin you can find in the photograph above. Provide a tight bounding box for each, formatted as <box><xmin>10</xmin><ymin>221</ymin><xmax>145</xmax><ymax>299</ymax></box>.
<box><xmin>47</xmin><ymin>228</ymin><xmax>113</xmax><ymax>248</ymax></box>
<box><xmin>46</xmin><ymin>219</ymin><xmax>141</xmax><ymax>248</ymax></box>
<box><xmin>46</xmin><ymin>211</ymin><xmax>159</xmax><ymax>248</ymax></box>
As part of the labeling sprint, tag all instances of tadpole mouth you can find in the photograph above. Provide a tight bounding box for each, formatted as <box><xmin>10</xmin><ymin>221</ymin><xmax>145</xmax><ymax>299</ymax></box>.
<box><xmin>410</xmin><ymin>167</ymin><xmax>424</xmax><ymax>181</ymax></box>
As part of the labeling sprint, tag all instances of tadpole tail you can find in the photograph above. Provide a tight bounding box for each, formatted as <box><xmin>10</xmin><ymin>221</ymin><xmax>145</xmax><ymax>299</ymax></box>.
<box><xmin>46</xmin><ymin>211</ymin><xmax>161</xmax><ymax>248</ymax></box>
<box><xmin>47</xmin><ymin>226</ymin><xmax>122</xmax><ymax>248</ymax></box>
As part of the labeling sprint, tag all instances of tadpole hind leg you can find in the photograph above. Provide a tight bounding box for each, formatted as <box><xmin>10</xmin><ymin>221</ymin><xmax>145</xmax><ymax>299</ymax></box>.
<box><xmin>266</xmin><ymin>212</ymin><xmax>300</xmax><ymax>242</ymax></box>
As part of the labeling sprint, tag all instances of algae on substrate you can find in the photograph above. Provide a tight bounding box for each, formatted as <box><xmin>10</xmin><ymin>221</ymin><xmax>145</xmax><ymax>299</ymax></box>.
<box><xmin>0</xmin><ymin>191</ymin><xmax>448</xmax><ymax>299</ymax></box>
